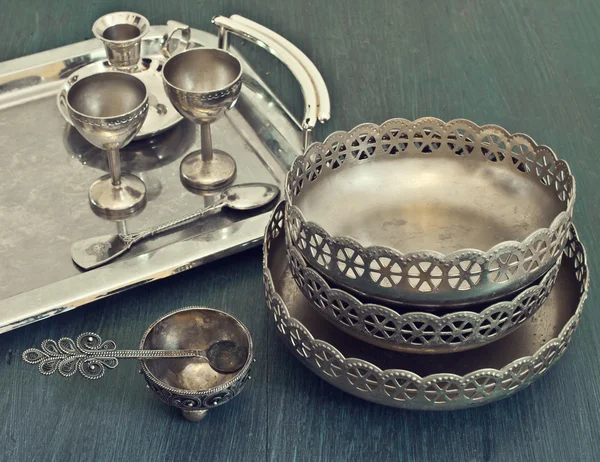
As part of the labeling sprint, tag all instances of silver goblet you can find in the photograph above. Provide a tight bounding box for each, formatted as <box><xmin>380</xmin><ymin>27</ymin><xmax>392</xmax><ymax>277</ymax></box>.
<box><xmin>162</xmin><ymin>48</ymin><xmax>242</xmax><ymax>190</ymax></box>
<box><xmin>92</xmin><ymin>11</ymin><xmax>150</xmax><ymax>71</ymax></box>
<box><xmin>66</xmin><ymin>72</ymin><xmax>149</xmax><ymax>216</ymax></box>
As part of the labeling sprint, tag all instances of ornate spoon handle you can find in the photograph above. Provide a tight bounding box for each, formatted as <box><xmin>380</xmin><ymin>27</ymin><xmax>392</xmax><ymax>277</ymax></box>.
<box><xmin>22</xmin><ymin>332</ymin><xmax>246</xmax><ymax>379</ymax></box>
<box><xmin>122</xmin><ymin>200</ymin><xmax>224</xmax><ymax>245</ymax></box>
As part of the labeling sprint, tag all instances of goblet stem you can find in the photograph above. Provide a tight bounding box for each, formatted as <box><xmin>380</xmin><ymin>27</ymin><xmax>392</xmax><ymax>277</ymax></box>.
<box><xmin>200</xmin><ymin>123</ymin><xmax>214</xmax><ymax>162</ymax></box>
<box><xmin>106</xmin><ymin>148</ymin><xmax>122</xmax><ymax>186</ymax></box>
<box><xmin>116</xmin><ymin>220</ymin><xmax>128</xmax><ymax>235</ymax></box>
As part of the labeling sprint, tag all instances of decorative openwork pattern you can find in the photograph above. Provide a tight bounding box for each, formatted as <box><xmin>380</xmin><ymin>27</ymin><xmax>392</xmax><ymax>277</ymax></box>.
<box><xmin>22</xmin><ymin>333</ymin><xmax>120</xmax><ymax>379</ymax></box>
<box><xmin>287</xmin><ymin>242</ymin><xmax>559</xmax><ymax>353</ymax></box>
<box><xmin>285</xmin><ymin>118</ymin><xmax>575</xmax><ymax>306</ymax></box>
<box><xmin>263</xmin><ymin>203</ymin><xmax>588</xmax><ymax>410</ymax></box>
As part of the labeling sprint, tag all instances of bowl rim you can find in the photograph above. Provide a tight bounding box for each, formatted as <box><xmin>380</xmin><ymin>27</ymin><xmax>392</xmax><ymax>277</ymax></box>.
<box><xmin>92</xmin><ymin>11</ymin><xmax>150</xmax><ymax>45</ymax></box>
<box><xmin>283</xmin><ymin>117</ymin><xmax>576</xmax><ymax>305</ymax></box>
<box><xmin>285</xmin><ymin>117</ymin><xmax>576</xmax><ymax>258</ymax></box>
<box><xmin>162</xmin><ymin>47</ymin><xmax>243</xmax><ymax>96</ymax></box>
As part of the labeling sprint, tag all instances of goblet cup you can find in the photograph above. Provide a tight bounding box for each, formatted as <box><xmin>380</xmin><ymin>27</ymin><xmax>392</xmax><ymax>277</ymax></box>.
<box><xmin>66</xmin><ymin>72</ymin><xmax>149</xmax><ymax>216</ymax></box>
<box><xmin>92</xmin><ymin>11</ymin><xmax>150</xmax><ymax>71</ymax></box>
<box><xmin>162</xmin><ymin>48</ymin><xmax>242</xmax><ymax>190</ymax></box>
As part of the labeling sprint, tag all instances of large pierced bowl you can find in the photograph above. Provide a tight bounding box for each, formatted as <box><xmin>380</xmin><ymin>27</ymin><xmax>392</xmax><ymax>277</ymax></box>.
<box><xmin>285</xmin><ymin>118</ymin><xmax>575</xmax><ymax>307</ymax></box>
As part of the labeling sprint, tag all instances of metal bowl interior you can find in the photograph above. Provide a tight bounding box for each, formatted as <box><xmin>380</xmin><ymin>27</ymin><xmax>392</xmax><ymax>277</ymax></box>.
<box><xmin>140</xmin><ymin>308</ymin><xmax>251</xmax><ymax>393</ymax></box>
<box><xmin>294</xmin><ymin>155</ymin><xmax>563</xmax><ymax>253</ymax></box>
<box><xmin>162</xmin><ymin>48</ymin><xmax>242</xmax><ymax>94</ymax></box>
<box><xmin>162</xmin><ymin>48</ymin><xmax>243</xmax><ymax>125</ymax></box>
<box><xmin>264</xmin><ymin>203</ymin><xmax>588</xmax><ymax>409</ymax></box>
<box><xmin>67</xmin><ymin>72</ymin><xmax>147</xmax><ymax>118</ymax></box>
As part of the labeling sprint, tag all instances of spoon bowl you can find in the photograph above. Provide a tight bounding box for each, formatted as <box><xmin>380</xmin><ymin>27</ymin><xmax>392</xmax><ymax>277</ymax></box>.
<box><xmin>222</xmin><ymin>183</ymin><xmax>280</xmax><ymax>210</ymax></box>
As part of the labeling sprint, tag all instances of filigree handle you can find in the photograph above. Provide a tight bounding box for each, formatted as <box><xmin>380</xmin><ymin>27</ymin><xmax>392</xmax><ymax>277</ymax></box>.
<box><xmin>23</xmin><ymin>333</ymin><xmax>120</xmax><ymax>380</ymax></box>
<box><xmin>22</xmin><ymin>332</ymin><xmax>204</xmax><ymax>380</ymax></box>
<box><xmin>23</xmin><ymin>333</ymin><xmax>247</xmax><ymax>379</ymax></box>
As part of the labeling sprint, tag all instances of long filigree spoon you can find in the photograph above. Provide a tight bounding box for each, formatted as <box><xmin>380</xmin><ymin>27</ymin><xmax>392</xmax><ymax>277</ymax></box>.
<box><xmin>71</xmin><ymin>182</ymin><xmax>280</xmax><ymax>270</ymax></box>
<box><xmin>22</xmin><ymin>332</ymin><xmax>248</xmax><ymax>379</ymax></box>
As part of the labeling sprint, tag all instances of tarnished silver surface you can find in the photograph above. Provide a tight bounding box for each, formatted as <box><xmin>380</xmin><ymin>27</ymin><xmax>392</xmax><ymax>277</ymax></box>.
<box><xmin>287</xmin><ymin>230</ymin><xmax>560</xmax><ymax>354</ymax></box>
<box><xmin>163</xmin><ymin>47</ymin><xmax>243</xmax><ymax>190</ymax></box>
<box><xmin>57</xmin><ymin>22</ymin><xmax>189</xmax><ymax>140</ymax></box>
<box><xmin>92</xmin><ymin>11</ymin><xmax>150</xmax><ymax>71</ymax></box>
<box><xmin>264</xmin><ymin>202</ymin><xmax>588</xmax><ymax>410</ymax></box>
<box><xmin>139</xmin><ymin>307</ymin><xmax>253</xmax><ymax>421</ymax></box>
<box><xmin>285</xmin><ymin>118</ymin><xmax>575</xmax><ymax>307</ymax></box>
<box><xmin>71</xmin><ymin>183</ymin><xmax>280</xmax><ymax>269</ymax></box>
<box><xmin>0</xmin><ymin>21</ymin><xmax>330</xmax><ymax>333</ymax></box>
<box><xmin>66</xmin><ymin>71</ymin><xmax>149</xmax><ymax>216</ymax></box>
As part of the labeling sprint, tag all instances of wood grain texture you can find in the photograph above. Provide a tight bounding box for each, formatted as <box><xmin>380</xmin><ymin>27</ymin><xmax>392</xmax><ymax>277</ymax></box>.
<box><xmin>0</xmin><ymin>0</ymin><xmax>599</xmax><ymax>461</ymax></box>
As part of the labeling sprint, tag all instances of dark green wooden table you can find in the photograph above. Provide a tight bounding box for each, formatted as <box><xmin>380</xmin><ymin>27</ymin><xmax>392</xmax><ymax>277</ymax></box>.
<box><xmin>1</xmin><ymin>1</ymin><xmax>598</xmax><ymax>460</ymax></box>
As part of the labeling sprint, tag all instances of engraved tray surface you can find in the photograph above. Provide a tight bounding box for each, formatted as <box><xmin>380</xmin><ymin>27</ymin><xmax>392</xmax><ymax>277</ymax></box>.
<box><xmin>0</xmin><ymin>25</ymin><xmax>303</xmax><ymax>333</ymax></box>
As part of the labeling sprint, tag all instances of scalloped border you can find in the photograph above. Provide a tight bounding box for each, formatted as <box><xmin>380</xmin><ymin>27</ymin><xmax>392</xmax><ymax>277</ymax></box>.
<box><xmin>284</xmin><ymin>117</ymin><xmax>576</xmax><ymax>303</ymax></box>
<box><xmin>263</xmin><ymin>202</ymin><xmax>589</xmax><ymax>409</ymax></box>
<box><xmin>287</xmin><ymin>241</ymin><xmax>560</xmax><ymax>352</ymax></box>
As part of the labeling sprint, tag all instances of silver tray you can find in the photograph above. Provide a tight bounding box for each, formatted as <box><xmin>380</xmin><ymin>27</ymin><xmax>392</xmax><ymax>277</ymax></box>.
<box><xmin>0</xmin><ymin>15</ymin><xmax>329</xmax><ymax>333</ymax></box>
<box><xmin>285</xmin><ymin>118</ymin><xmax>575</xmax><ymax>308</ymax></box>
<box><xmin>264</xmin><ymin>202</ymin><xmax>588</xmax><ymax>410</ymax></box>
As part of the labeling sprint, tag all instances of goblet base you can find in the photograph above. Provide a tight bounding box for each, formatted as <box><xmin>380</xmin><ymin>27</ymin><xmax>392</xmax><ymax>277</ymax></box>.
<box><xmin>180</xmin><ymin>149</ymin><xmax>237</xmax><ymax>190</ymax></box>
<box><xmin>88</xmin><ymin>173</ymin><xmax>147</xmax><ymax>218</ymax></box>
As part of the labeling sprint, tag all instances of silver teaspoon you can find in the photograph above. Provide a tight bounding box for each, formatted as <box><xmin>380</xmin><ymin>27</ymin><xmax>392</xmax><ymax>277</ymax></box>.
<box><xmin>71</xmin><ymin>183</ymin><xmax>279</xmax><ymax>270</ymax></box>
<box><xmin>23</xmin><ymin>332</ymin><xmax>249</xmax><ymax>378</ymax></box>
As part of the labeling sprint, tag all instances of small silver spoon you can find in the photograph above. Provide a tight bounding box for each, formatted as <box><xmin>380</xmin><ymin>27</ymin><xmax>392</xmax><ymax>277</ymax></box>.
<box><xmin>23</xmin><ymin>333</ymin><xmax>249</xmax><ymax>378</ymax></box>
<box><xmin>71</xmin><ymin>183</ymin><xmax>279</xmax><ymax>270</ymax></box>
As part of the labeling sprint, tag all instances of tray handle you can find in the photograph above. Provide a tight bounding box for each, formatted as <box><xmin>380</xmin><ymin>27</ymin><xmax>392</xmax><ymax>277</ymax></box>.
<box><xmin>212</xmin><ymin>15</ymin><xmax>330</xmax><ymax>150</ymax></box>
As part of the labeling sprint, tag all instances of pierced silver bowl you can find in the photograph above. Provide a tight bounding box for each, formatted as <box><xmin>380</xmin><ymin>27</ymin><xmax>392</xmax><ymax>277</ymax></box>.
<box><xmin>286</xmin><ymin>220</ymin><xmax>560</xmax><ymax>354</ymax></box>
<box><xmin>285</xmin><ymin>118</ymin><xmax>575</xmax><ymax>308</ymax></box>
<box><xmin>265</xmin><ymin>203</ymin><xmax>588</xmax><ymax>410</ymax></box>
